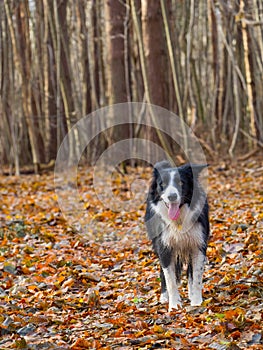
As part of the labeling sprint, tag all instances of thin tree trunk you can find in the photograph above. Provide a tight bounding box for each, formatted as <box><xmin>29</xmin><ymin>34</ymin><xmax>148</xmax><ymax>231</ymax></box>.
<box><xmin>141</xmin><ymin>0</ymin><xmax>168</xmax><ymax>108</ymax></box>
<box><xmin>185</xmin><ymin>0</ymin><xmax>197</xmax><ymax>127</ymax></box>
<box><xmin>240</xmin><ymin>0</ymin><xmax>257</xmax><ymax>147</ymax></box>
<box><xmin>131</xmin><ymin>0</ymin><xmax>172</xmax><ymax>161</ymax></box>
<box><xmin>4</xmin><ymin>0</ymin><xmax>41</xmax><ymax>173</ymax></box>
<box><xmin>53</xmin><ymin>0</ymin><xmax>75</xmax><ymax>164</ymax></box>
<box><xmin>43</xmin><ymin>0</ymin><xmax>50</xmax><ymax>162</ymax></box>
<box><xmin>160</xmin><ymin>0</ymin><xmax>188</xmax><ymax>153</ymax></box>
<box><xmin>104</xmin><ymin>0</ymin><xmax>127</xmax><ymax>105</ymax></box>
<box><xmin>87</xmin><ymin>0</ymin><xmax>99</xmax><ymax>110</ymax></box>
<box><xmin>104</xmin><ymin>0</ymin><xmax>128</xmax><ymax>147</ymax></box>
<box><xmin>229</xmin><ymin>65</ymin><xmax>241</xmax><ymax>157</ymax></box>
<box><xmin>76</xmin><ymin>0</ymin><xmax>91</xmax><ymax>117</ymax></box>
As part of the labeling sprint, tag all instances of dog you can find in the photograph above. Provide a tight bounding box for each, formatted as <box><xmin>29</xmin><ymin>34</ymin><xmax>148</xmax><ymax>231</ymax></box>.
<box><xmin>145</xmin><ymin>160</ymin><xmax>209</xmax><ymax>312</ymax></box>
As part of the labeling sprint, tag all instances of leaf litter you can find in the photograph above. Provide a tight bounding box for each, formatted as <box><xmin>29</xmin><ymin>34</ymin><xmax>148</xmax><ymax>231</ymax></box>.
<box><xmin>0</xmin><ymin>161</ymin><xmax>262</xmax><ymax>349</ymax></box>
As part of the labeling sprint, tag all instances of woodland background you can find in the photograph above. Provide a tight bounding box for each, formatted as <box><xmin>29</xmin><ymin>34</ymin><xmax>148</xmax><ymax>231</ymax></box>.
<box><xmin>0</xmin><ymin>0</ymin><xmax>263</xmax><ymax>175</ymax></box>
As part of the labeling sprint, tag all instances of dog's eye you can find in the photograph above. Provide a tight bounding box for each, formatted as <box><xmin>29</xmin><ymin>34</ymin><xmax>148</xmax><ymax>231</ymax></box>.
<box><xmin>176</xmin><ymin>180</ymin><xmax>183</xmax><ymax>186</ymax></box>
<box><xmin>159</xmin><ymin>182</ymin><xmax>166</xmax><ymax>190</ymax></box>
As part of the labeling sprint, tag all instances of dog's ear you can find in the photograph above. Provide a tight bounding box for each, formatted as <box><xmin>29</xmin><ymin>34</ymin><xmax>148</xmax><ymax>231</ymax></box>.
<box><xmin>191</xmin><ymin>164</ymin><xmax>209</xmax><ymax>175</ymax></box>
<box><xmin>180</xmin><ymin>163</ymin><xmax>208</xmax><ymax>178</ymax></box>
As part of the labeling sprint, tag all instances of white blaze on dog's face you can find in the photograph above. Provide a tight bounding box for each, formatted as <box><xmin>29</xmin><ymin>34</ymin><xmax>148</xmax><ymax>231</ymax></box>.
<box><xmin>157</xmin><ymin>170</ymin><xmax>182</xmax><ymax>221</ymax></box>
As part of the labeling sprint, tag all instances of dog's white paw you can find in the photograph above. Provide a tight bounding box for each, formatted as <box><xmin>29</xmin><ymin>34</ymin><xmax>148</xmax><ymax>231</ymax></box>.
<box><xmin>190</xmin><ymin>297</ymin><xmax>203</xmax><ymax>306</ymax></box>
<box><xmin>160</xmin><ymin>292</ymin><xmax>168</xmax><ymax>304</ymax></box>
<box><xmin>168</xmin><ymin>300</ymin><xmax>182</xmax><ymax>312</ymax></box>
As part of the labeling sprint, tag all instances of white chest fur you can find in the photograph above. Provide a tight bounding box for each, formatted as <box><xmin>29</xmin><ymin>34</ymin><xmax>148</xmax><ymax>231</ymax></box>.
<box><xmin>161</xmin><ymin>220</ymin><xmax>203</xmax><ymax>252</ymax></box>
<box><xmin>151</xmin><ymin>201</ymin><xmax>204</xmax><ymax>253</ymax></box>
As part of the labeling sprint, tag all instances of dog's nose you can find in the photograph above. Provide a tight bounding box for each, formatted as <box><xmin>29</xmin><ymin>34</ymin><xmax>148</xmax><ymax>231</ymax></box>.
<box><xmin>168</xmin><ymin>193</ymin><xmax>178</xmax><ymax>202</ymax></box>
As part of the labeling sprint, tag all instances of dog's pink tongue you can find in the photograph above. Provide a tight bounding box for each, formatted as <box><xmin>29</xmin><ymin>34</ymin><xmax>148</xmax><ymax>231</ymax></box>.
<box><xmin>168</xmin><ymin>203</ymin><xmax>180</xmax><ymax>220</ymax></box>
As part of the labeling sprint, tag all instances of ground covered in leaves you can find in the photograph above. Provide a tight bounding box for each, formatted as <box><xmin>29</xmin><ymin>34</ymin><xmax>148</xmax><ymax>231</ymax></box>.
<box><xmin>0</xmin><ymin>160</ymin><xmax>262</xmax><ymax>349</ymax></box>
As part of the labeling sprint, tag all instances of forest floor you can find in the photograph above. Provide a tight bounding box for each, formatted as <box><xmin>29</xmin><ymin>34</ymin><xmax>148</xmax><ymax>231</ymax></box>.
<box><xmin>0</xmin><ymin>160</ymin><xmax>262</xmax><ymax>349</ymax></box>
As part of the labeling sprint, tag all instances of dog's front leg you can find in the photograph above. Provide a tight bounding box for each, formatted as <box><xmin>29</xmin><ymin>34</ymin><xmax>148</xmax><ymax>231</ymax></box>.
<box><xmin>159</xmin><ymin>267</ymin><xmax>168</xmax><ymax>303</ymax></box>
<box><xmin>188</xmin><ymin>251</ymin><xmax>206</xmax><ymax>306</ymax></box>
<box><xmin>162</xmin><ymin>264</ymin><xmax>181</xmax><ymax>311</ymax></box>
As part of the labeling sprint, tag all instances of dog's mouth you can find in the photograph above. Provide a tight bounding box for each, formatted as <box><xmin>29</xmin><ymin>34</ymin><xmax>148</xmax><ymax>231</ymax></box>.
<box><xmin>164</xmin><ymin>201</ymin><xmax>180</xmax><ymax>221</ymax></box>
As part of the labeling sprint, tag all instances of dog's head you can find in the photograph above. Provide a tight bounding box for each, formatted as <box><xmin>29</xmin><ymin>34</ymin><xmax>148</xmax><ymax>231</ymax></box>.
<box><xmin>149</xmin><ymin>160</ymin><xmax>208</xmax><ymax>220</ymax></box>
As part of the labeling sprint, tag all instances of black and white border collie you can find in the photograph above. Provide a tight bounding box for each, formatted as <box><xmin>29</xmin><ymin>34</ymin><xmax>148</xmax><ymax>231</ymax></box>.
<box><xmin>145</xmin><ymin>161</ymin><xmax>209</xmax><ymax>312</ymax></box>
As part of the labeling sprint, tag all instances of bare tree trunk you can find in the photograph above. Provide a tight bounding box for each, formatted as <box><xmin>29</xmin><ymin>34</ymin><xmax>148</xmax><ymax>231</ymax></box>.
<box><xmin>229</xmin><ymin>62</ymin><xmax>241</xmax><ymax>157</ymax></box>
<box><xmin>80</xmin><ymin>1</ymin><xmax>92</xmax><ymax>116</ymax></box>
<box><xmin>186</xmin><ymin>0</ymin><xmax>197</xmax><ymax>127</ymax></box>
<box><xmin>251</xmin><ymin>0</ymin><xmax>263</xmax><ymax>141</ymax></box>
<box><xmin>104</xmin><ymin>0</ymin><xmax>127</xmax><ymax>105</ymax></box>
<box><xmin>5</xmin><ymin>0</ymin><xmax>41</xmax><ymax>173</ymax></box>
<box><xmin>141</xmin><ymin>0</ymin><xmax>168</xmax><ymax>108</ymax></box>
<box><xmin>160</xmin><ymin>0</ymin><xmax>187</xmax><ymax>153</ymax></box>
<box><xmin>209</xmin><ymin>1</ymin><xmax>222</xmax><ymax>148</ymax></box>
<box><xmin>87</xmin><ymin>0</ymin><xmax>99</xmax><ymax>110</ymax></box>
<box><xmin>43</xmin><ymin>0</ymin><xmax>50</xmax><ymax>163</ymax></box>
<box><xmin>240</xmin><ymin>0</ymin><xmax>257</xmax><ymax>147</ymax></box>
<box><xmin>160</xmin><ymin>0</ymin><xmax>183</xmax><ymax>117</ymax></box>
<box><xmin>104</xmin><ymin>0</ymin><xmax>128</xmax><ymax>147</ymax></box>
<box><xmin>131</xmin><ymin>0</ymin><xmax>172</xmax><ymax>161</ymax></box>
<box><xmin>0</xmin><ymin>8</ymin><xmax>21</xmax><ymax>174</ymax></box>
<box><xmin>54</xmin><ymin>0</ymin><xmax>78</xmax><ymax>164</ymax></box>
